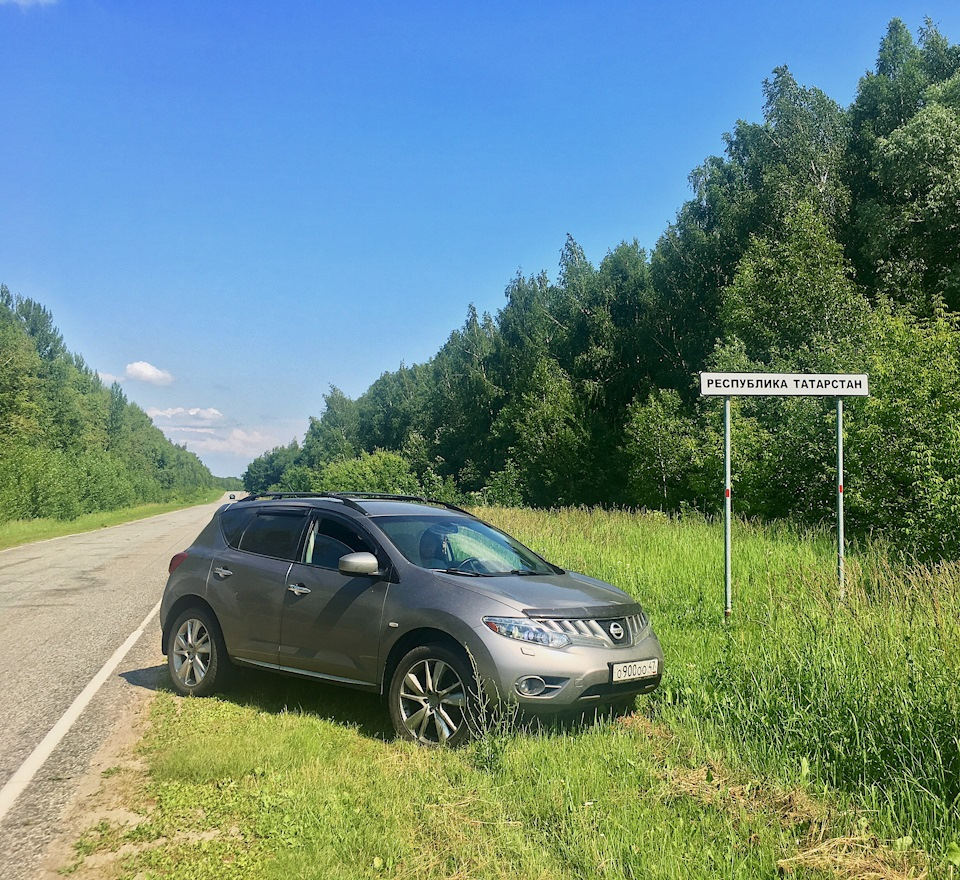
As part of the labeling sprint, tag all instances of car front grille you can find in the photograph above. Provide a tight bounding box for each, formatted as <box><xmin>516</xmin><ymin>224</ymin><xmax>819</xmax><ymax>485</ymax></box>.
<box><xmin>533</xmin><ymin>612</ymin><xmax>647</xmax><ymax>648</ymax></box>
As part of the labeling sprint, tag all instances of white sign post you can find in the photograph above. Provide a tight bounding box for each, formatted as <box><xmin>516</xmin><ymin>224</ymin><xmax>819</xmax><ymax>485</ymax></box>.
<box><xmin>700</xmin><ymin>372</ymin><xmax>869</xmax><ymax>617</ymax></box>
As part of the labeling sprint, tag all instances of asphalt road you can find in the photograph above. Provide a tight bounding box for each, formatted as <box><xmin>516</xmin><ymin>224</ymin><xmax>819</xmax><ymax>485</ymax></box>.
<box><xmin>0</xmin><ymin>498</ymin><xmax>229</xmax><ymax>880</ymax></box>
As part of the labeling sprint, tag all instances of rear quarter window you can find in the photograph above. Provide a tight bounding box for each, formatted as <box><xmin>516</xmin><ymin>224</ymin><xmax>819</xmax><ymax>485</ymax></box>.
<box><xmin>219</xmin><ymin>506</ymin><xmax>256</xmax><ymax>549</ymax></box>
<box><xmin>236</xmin><ymin>511</ymin><xmax>308</xmax><ymax>560</ymax></box>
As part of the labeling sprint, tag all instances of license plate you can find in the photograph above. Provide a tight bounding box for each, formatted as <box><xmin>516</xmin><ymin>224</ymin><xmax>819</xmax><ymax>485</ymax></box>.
<box><xmin>611</xmin><ymin>658</ymin><xmax>659</xmax><ymax>683</ymax></box>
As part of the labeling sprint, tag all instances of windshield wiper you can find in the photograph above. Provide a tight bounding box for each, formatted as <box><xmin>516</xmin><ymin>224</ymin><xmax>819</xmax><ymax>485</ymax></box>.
<box><xmin>438</xmin><ymin>568</ymin><xmax>489</xmax><ymax>577</ymax></box>
<box><xmin>510</xmin><ymin>568</ymin><xmax>542</xmax><ymax>576</ymax></box>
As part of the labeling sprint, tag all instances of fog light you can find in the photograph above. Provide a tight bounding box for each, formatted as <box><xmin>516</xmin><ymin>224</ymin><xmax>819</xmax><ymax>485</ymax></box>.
<box><xmin>516</xmin><ymin>676</ymin><xmax>547</xmax><ymax>697</ymax></box>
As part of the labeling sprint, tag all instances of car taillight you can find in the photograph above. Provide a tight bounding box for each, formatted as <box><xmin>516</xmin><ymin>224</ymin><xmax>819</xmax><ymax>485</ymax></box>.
<box><xmin>169</xmin><ymin>552</ymin><xmax>189</xmax><ymax>574</ymax></box>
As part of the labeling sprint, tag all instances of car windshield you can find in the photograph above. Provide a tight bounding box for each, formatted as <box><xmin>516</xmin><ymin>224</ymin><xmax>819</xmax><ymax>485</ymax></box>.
<box><xmin>371</xmin><ymin>515</ymin><xmax>558</xmax><ymax>576</ymax></box>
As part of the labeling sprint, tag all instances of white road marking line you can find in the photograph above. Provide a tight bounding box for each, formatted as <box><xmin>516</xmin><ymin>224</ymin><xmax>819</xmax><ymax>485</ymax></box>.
<box><xmin>0</xmin><ymin>599</ymin><xmax>162</xmax><ymax>825</ymax></box>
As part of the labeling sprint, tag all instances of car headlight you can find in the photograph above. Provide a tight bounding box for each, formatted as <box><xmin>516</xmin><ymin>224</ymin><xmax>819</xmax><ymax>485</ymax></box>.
<box><xmin>482</xmin><ymin>617</ymin><xmax>571</xmax><ymax>648</ymax></box>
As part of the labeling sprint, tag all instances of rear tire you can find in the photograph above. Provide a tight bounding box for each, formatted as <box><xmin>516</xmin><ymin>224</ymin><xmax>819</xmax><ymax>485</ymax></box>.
<box><xmin>166</xmin><ymin>607</ymin><xmax>230</xmax><ymax>697</ymax></box>
<box><xmin>388</xmin><ymin>644</ymin><xmax>476</xmax><ymax>747</ymax></box>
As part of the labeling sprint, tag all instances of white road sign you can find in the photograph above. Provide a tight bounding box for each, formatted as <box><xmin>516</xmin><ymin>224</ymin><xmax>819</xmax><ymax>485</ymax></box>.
<box><xmin>700</xmin><ymin>372</ymin><xmax>869</xmax><ymax>397</ymax></box>
<box><xmin>701</xmin><ymin>370</ymin><xmax>870</xmax><ymax>616</ymax></box>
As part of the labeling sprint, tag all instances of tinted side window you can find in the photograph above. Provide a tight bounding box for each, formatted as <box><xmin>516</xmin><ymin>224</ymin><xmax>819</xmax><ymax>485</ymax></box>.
<box><xmin>219</xmin><ymin>506</ymin><xmax>257</xmax><ymax>549</ymax></box>
<box><xmin>304</xmin><ymin>517</ymin><xmax>373</xmax><ymax>569</ymax></box>
<box><xmin>238</xmin><ymin>512</ymin><xmax>308</xmax><ymax>560</ymax></box>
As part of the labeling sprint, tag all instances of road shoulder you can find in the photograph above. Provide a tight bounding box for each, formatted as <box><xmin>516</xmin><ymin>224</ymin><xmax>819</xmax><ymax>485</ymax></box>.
<box><xmin>36</xmin><ymin>686</ymin><xmax>155</xmax><ymax>880</ymax></box>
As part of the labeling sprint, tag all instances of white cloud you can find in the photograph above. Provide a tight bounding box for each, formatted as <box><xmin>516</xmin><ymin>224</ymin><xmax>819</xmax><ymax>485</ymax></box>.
<box><xmin>148</xmin><ymin>406</ymin><xmax>223</xmax><ymax>422</ymax></box>
<box><xmin>0</xmin><ymin>0</ymin><xmax>57</xmax><ymax>6</ymax></box>
<box><xmin>148</xmin><ymin>407</ymin><xmax>304</xmax><ymax>476</ymax></box>
<box><xmin>126</xmin><ymin>361</ymin><xmax>174</xmax><ymax>386</ymax></box>
<box><xmin>179</xmin><ymin>428</ymin><xmax>282</xmax><ymax>458</ymax></box>
<box><xmin>148</xmin><ymin>407</ymin><xmax>284</xmax><ymax>469</ymax></box>
<box><xmin>97</xmin><ymin>371</ymin><xmax>124</xmax><ymax>385</ymax></box>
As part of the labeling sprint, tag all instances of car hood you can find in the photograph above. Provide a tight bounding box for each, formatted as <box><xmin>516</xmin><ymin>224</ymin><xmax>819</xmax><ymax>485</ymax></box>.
<box><xmin>436</xmin><ymin>570</ymin><xmax>641</xmax><ymax>617</ymax></box>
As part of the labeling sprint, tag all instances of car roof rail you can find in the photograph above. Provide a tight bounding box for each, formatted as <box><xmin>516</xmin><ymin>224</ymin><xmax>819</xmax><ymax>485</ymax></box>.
<box><xmin>236</xmin><ymin>491</ymin><xmax>471</xmax><ymax>516</ymax></box>
<box><xmin>236</xmin><ymin>491</ymin><xmax>366</xmax><ymax>512</ymax></box>
<box><xmin>238</xmin><ymin>492</ymin><xmax>326</xmax><ymax>501</ymax></box>
<box><xmin>329</xmin><ymin>492</ymin><xmax>472</xmax><ymax>516</ymax></box>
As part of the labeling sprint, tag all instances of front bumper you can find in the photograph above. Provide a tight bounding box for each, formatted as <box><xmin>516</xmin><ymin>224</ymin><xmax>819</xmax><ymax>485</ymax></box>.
<box><xmin>472</xmin><ymin>620</ymin><xmax>664</xmax><ymax>711</ymax></box>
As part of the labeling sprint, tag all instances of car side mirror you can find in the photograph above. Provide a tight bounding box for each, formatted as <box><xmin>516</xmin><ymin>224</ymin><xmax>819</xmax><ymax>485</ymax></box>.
<box><xmin>338</xmin><ymin>551</ymin><xmax>381</xmax><ymax>577</ymax></box>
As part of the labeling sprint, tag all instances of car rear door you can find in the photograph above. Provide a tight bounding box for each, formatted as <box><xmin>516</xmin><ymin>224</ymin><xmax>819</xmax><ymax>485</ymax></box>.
<box><xmin>207</xmin><ymin>506</ymin><xmax>310</xmax><ymax>665</ymax></box>
<box><xmin>279</xmin><ymin>513</ymin><xmax>391</xmax><ymax>686</ymax></box>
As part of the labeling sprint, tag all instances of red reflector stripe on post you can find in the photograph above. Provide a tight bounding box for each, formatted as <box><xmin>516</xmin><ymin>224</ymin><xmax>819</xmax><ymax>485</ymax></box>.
<box><xmin>838</xmin><ymin>485</ymin><xmax>843</xmax><ymax>493</ymax></box>
<box><xmin>725</xmin><ymin>488</ymin><xmax>731</xmax><ymax>498</ymax></box>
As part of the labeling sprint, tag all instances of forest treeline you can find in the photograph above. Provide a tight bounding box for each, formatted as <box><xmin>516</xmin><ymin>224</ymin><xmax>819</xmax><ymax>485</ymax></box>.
<box><xmin>0</xmin><ymin>284</ymin><xmax>236</xmax><ymax>521</ymax></box>
<box><xmin>245</xmin><ymin>19</ymin><xmax>960</xmax><ymax>559</ymax></box>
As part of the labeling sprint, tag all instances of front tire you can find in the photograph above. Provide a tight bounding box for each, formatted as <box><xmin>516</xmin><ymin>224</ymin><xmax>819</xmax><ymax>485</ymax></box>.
<box><xmin>167</xmin><ymin>607</ymin><xmax>229</xmax><ymax>697</ymax></box>
<box><xmin>388</xmin><ymin>644</ymin><xmax>476</xmax><ymax>746</ymax></box>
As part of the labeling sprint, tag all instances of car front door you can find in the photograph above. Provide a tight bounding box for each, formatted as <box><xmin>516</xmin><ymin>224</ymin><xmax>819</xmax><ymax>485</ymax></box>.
<box><xmin>279</xmin><ymin>514</ymin><xmax>391</xmax><ymax>686</ymax></box>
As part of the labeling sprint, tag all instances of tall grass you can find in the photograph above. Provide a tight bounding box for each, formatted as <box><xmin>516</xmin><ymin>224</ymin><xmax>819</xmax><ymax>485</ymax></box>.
<box><xmin>479</xmin><ymin>506</ymin><xmax>960</xmax><ymax>854</ymax></box>
<box><xmin>708</xmin><ymin>559</ymin><xmax>960</xmax><ymax>844</ymax></box>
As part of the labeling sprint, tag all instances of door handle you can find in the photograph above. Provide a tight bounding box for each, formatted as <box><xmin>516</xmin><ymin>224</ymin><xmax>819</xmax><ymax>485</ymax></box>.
<box><xmin>287</xmin><ymin>583</ymin><xmax>311</xmax><ymax>597</ymax></box>
<box><xmin>213</xmin><ymin>566</ymin><xmax>233</xmax><ymax>579</ymax></box>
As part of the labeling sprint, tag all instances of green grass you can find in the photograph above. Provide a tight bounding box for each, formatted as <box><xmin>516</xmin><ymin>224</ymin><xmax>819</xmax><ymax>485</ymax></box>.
<box><xmin>487</xmin><ymin>506</ymin><xmax>960</xmax><ymax>866</ymax></box>
<box><xmin>71</xmin><ymin>689</ymin><xmax>847</xmax><ymax>880</ymax></box>
<box><xmin>0</xmin><ymin>489</ymin><xmax>226</xmax><ymax>551</ymax></box>
<box><xmin>64</xmin><ymin>506</ymin><xmax>959</xmax><ymax>879</ymax></box>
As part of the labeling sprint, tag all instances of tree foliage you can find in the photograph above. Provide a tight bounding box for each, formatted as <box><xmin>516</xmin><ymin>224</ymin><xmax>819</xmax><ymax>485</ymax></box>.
<box><xmin>0</xmin><ymin>285</ymin><xmax>230</xmax><ymax>521</ymax></box>
<box><xmin>243</xmin><ymin>19</ymin><xmax>960</xmax><ymax>559</ymax></box>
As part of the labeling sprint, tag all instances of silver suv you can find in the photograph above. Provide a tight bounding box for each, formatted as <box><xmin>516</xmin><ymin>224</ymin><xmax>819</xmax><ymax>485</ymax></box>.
<box><xmin>160</xmin><ymin>493</ymin><xmax>663</xmax><ymax>745</ymax></box>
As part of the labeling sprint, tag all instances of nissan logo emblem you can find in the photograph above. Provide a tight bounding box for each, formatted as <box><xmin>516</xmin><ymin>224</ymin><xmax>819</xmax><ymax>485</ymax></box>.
<box><xmin>609</xmin><ymin>622</ymin><xmax>625</xmax><ymax>641</ymax></box>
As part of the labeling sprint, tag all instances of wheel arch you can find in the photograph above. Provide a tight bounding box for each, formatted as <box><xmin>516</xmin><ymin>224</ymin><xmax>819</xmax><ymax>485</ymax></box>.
<box><xmin>161</xmin><ymin>595</ymin><xmax>224</xmax><ymax>656</ymax></box>
<box><xmin>381</xmin><ymin>627</ymin><xmax>475</xmax><ymax>698</ymax></box>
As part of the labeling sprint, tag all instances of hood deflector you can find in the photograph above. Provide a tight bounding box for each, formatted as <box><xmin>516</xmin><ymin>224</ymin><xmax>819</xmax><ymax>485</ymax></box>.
<box><xmin>522</xmin><ymin>602</ymin><xmax>644</xmax><ymax>620</ymax></box>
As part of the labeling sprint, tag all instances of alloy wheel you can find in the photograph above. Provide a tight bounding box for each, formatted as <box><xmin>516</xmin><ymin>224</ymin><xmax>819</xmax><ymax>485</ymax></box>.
<box><xmin>172</xmin><ymin>618</ymin><xmax>212</xmax><ymax>689</ymax></box>
<box><xmin>397</xmin><ymin>657</ymin><xmax>467</xmax><ymax>744</ymax></box>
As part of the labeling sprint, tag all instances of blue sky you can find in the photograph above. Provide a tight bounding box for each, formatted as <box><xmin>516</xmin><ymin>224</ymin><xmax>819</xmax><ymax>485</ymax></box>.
<box><xmin>2</xmin><ymin>1</ymin><xmax>959</xmax><ymax>477</ymax></box>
